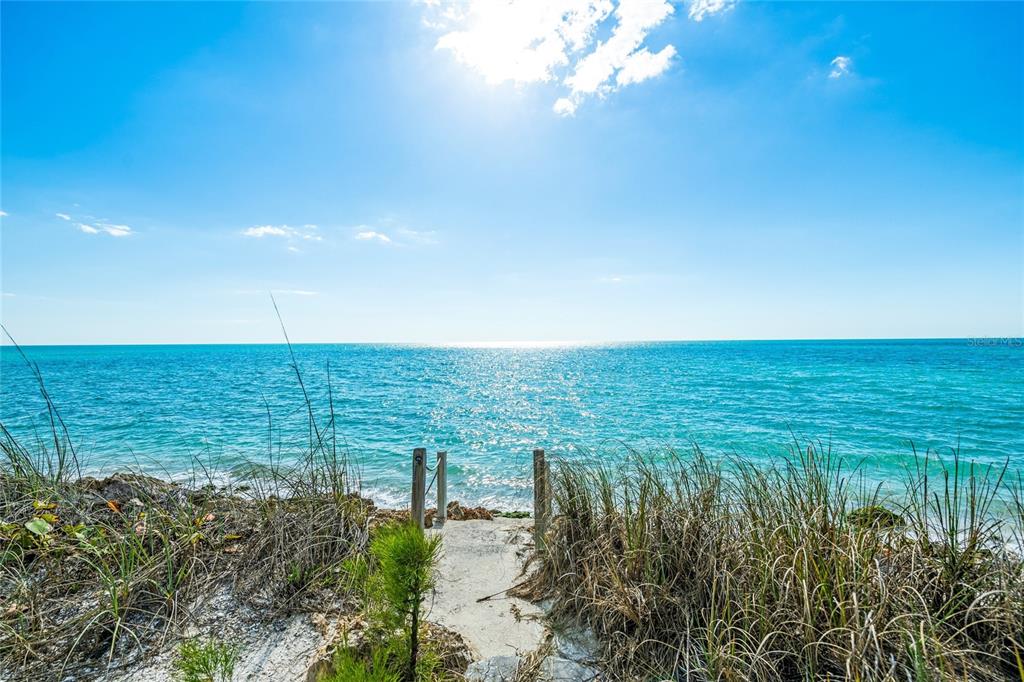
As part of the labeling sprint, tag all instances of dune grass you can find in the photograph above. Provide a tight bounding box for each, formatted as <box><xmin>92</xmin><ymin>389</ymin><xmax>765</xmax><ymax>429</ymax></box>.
<box><xmin>0</xmin><ymin>331</ymin><xmax>371</xmax><ymax>680</ymax></box>
<box><xmin>529</xmin><ymin>445</ymin><xmax>1024</xmax><ymax>681</ymax></box>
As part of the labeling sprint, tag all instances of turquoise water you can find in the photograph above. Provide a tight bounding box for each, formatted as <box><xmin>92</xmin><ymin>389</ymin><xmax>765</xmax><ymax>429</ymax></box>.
<box><xmin>1</xmin><ymin>340</ymin><xmax>1021</xmax><ymax>507</ymax></box>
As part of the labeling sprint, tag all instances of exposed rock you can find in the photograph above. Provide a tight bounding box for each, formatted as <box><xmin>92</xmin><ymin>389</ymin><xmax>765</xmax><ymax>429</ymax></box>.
<box><xmin>80</xmin><ymin>472</ymin><xmax>178</xmax><ymax>504</ymax></box>
<box><xmin>465</xmin><ymin>653</ymin><xmax>600</xmax><ymax>682</ymax></box>
<box><xmin>464</xmin><ymin>655</ymin><xmax>523</xmax><ymax>682</ymax></box>
<box><xmin>539</xmin><ymin>656</ymin><xmax>601</xmax><ymax>681</ymax></box>
<box><xmin>447</xmin><ymin>500</ymin><xmax>493</xmax><ymax>521</ymax></box>
<box><xmin>552</xmin><ymin>627</ymin><xmax>600</xmax><ymax>664</ymax></box>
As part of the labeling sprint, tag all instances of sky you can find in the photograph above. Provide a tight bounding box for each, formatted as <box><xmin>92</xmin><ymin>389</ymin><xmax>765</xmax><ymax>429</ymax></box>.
<box><xmin>1</xmin><ymin>0</ymin><xmax>1022</xmax><ymax>345</ymax></box>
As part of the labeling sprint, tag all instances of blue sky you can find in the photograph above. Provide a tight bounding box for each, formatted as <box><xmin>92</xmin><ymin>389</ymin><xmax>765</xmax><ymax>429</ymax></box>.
<box><xmin>1</xmin><ymin>0</ymin><xmax>1021</xmax><ymax>344</ymax></box>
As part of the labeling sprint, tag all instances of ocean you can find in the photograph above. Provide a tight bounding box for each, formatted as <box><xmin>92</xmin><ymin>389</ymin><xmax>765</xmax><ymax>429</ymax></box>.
<box><xmin>1</xmin><ymin>340</ymin><xmax>1021</xmax><ymax>508</ymax></box>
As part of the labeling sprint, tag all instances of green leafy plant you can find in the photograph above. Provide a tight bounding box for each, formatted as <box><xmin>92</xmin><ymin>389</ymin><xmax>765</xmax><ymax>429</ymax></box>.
<box><xmin>173</xmin><ymin>637</ymin><xmax>239</xmax><ymax>682</ymax></box>
<box><xmin>320</xmin><ymin>645</ymin><xmax>401</xmax><ymax>682</ymax></box>
<box><xmin>23</xmin><ymin>518</ymin><xmax>52</xmax><ymax>537</ymax></box>
<box><xmin>369</xmin><ymin>522</ymin><xmax>441</xmax><ymax>681</ymax></box>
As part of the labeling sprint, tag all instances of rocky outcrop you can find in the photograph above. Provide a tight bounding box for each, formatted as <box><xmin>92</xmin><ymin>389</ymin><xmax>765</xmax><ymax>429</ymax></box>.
<box><xmin>464</xmin><ymin>654</ymin><xmax>600</xmax><ymax>681</ymax></box>
<box><xmin>424</xmin><ymin>500</ymin><xmax>494</xmax><ymax>527</ymax></box>
<box><xmin>464</xmin><ymin>655</ymin><xmax>524</xmax><ymax>681</ymax></box>
<box><xmin>446</xmin><ymin>500</ymin><xmax>493</xmax><ymax>521</ymax></box>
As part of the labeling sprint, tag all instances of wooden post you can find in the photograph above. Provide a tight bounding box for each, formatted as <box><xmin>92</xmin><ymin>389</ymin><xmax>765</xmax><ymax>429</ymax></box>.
<box><xmin>542</xmin><ymin>458</ymin><xmax>552</xmax><ymax>526</ymax></box>
<box><xmin>436</xmin><ymin>450</ymin><xmax>448</xmax><ymax>527</ymax></box>
<box><xmin>533</xmin><ymin>448</ymin><xmax>548</xmax><ymax>551</ymax></box>
<box><xmin>411</xmin><ymin>448</ymin><xmax>426</xmax><ymax>530</ymax></box>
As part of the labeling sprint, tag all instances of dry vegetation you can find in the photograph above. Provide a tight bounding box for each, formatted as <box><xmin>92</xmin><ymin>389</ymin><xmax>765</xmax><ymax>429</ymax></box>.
<box><xmin>0</xmin><ymin>424</ymin><xmax>372</xmax><ymax>680</ymax></box>
<box><xmin>0</xmin><ymin>341</ymin><xmax>374</xmax><ymax>680</ymax></box>
<box><xmin>528</xmin><ymin>446</ymin><xmax>1024</xmax><ymax>681</ymax></box>
<box><xmin>0</xmin><ymin>335</ymin><xmax>472</xmax><ymax>682</ymax></box>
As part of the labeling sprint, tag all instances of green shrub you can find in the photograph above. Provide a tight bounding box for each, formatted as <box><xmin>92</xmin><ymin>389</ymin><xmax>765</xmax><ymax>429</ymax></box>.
<box><xmin>173</xmin><ymin>638</ymin><xmax>239</xmax><ymax>682</ymax></box>
<box><xmin>368</xmin><ymin>522</ymin><xmax>441</xmax><ymax>681</ymax></box>
<box><xmin>320</xmin><ymin>646</ymin><xmax>401</xmax><ymax>682</ymax></box>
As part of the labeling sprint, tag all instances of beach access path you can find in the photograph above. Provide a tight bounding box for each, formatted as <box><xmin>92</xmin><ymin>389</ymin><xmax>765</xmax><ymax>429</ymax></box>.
<box><xmin>428</xmin><ymin>517</ymin><xmax>547</xmax><ymax>658</ymax></box>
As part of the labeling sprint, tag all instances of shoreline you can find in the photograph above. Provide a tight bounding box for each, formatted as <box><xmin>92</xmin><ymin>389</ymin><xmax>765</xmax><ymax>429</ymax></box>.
<box><xmin>3</xmin><ymin>436</ymin><xmax>1022</xmax><ymax>680</ymax></box>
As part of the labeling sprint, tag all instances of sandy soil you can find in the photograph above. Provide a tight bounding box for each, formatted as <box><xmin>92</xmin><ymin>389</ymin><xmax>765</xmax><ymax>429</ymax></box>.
<box><xmin>427</xmin><ymin>518</ymin><xmax>547</xmax><ymax>659</ymax></box>
<box><xmin>97</xmin><ymin>587</ymin><xmax>339</xmax><ymax>682</ymax></box>
<box><xmin>91</xmin><ymin>518</ymin><xmax>547</xmax><ymax>681</ymax></box>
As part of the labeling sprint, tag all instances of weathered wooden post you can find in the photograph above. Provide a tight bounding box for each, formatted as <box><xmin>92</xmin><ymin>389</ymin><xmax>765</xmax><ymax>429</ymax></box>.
<box><xmin>533</xmin><ymin>448</ymin><xmax>549</xmax><ymax>551</ymax></box>
<box><xmin>436</xmin><ymin>450</ymin><xmax>448</xmax><ymax>527</ymax></box>
<box><xmin>411</xmin><ymin>447</ymin><xmax>426</xmax><ymax>530</ymax></box>
<box><xmin>542</xmin><ymin>458</ymin><xmax>552</xmax><ymax>527</ymax></box>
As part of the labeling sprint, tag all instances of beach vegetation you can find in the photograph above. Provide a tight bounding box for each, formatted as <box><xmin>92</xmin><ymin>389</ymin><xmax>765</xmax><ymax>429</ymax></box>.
<box><xmin>367</xmin><ymin>521</ymin><xmax>442</xmax><ymax>680</ymax></box>
<box><xmin>322</xmin><ymin>645</ymin><xmax>401</xmax><ymax>682</ymax></box>
<box><xmin>526</xmin><ymin>445</ymin><xmax>1024</xmax><ymax>681</ymax></box>
<box><xmin>0</xmin><ymin>331</ymin><xmax>370</xmax><ymax>680</ymax></box>
<box><xmin>172</xmin><ymin>637</ymin><xmax>239</xmax><ymax>682</ymax></box>
<box><xmin>317</xmin><ymin>522</ymin><xmax>445</xmax><ymax>681</ymax></box>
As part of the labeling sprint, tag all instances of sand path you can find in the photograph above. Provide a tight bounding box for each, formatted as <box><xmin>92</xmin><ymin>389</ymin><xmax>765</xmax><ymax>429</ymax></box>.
<box><xmin>427</xmin><ymin>518</ymin><xmax>547</xmax><ymax>659</ymax></box>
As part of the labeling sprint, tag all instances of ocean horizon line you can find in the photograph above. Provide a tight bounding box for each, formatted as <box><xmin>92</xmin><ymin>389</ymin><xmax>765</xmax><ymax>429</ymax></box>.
<box><xmin>3</xmin><ymin>336</ymin><xmax>1022</xmax><ymax>350</ymax></box>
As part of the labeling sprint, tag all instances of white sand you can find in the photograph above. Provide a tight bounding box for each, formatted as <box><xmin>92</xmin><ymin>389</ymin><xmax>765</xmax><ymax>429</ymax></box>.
<box><xmin>428</xmin><ymin>518</ymin><xmax>547</xmax><ymax>659</ymax></box>
<box><xmin>93</xmin><ymin>518</ymin><xmax>548</xmax><ymax>681</ymax></box>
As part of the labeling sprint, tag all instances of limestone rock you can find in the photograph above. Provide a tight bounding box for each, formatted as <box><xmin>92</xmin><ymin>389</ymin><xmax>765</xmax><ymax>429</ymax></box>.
<box><xmin>539</xmin><ymin>656</ymin><xmax>601</xmax><ymax>681</ymax></box>
<box><xmin>464</xmin><ymin>655</ymin><xmax>523</xmax><ymax>682</ymax></box>
<box><xmin>80</xmin><ymin>472</ymin><xmax>176</xmax><ymax>504</ymax></box>
<box><xmin>553</xmin><ymin>628</ymin><xmax>600</xmax><ymax>664</ymax></box>
<box><xmin>447</xmin><ymin>500</ymin><xmax>493</xmax><ymax>521</ymax></box>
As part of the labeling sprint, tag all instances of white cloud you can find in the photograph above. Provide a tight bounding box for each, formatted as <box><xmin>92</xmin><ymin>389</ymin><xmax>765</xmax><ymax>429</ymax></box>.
<box><xmin>398</xmin><ymin>228</ymin><xmax>439</xmax><ymax>245</ymax></box>
<box><xmin>242</xmin><ymin>225</ymin><xmax>296</xmax><ymax>238</ymax></box>
<box><xmin>1</xmin><ymin>292</ymin><xmax>15</xmax><ymax>298</ymax></box>
<box><xmin>616</xmin><ymin>44</ymin><xmax>677</xmax><ymax>87</ymax></box>
<box><xmin>429</xmin><ymin>0</ymin><xmax>689</xmax><ymax>116</ymax></box>
<box><xmin>77</xmin><ymin>222</ymin><xmax>132</xmax><ymax>237</ymax></box>
<box><xmin>829</xmin><ymin>55</ymin><xmax>852</xmax><ymax>79</ymax></box>
<box><xmin>599</xmin><ymin>275</ymin><xmax>624</xmax><ymax>283</ymax></box>
<box><xmin>272</xmin><ymin>289</ymin><xmax>318</xmax><ymax>296</ymax></box>
<box><xmin>565</xmin><ymin>0</ymin><xmax>674</xmax><ymax>94</ymax></box>
<box><xmin>688</xmin><ymin>0</ymin><xmax>734</xmax><ymax>22</ymax></box>
<box><xmin>435</xmin><ymin>1</ymin><xmax>610</xmax><ymax>85</ymax></box>
<box><xmin>353</xmin><ymin>225</ymin><xmax>439</xmax><ymax>246</ymax></box>
<box><xmin>553</xmin><ymin>97</ymin><xmax>577</xmax><ymax>116</ymax></box>
<box><xmin>0</xmin><ymin>211</ymin><xmax>7</xmax><ymax>217</ymax></box>
<box><xmin>355</xmin><ymin>230</ymin><xmax>393</xmax><ymax>243</ymax></box>
<box><xmin>232</xmin><ymin>288</ymin><xmax>319</xmax><ymax>296</ymax></box>
<box><xmin>60</xmin><ymin>211</ymin><xmax>134</xmax><ymax>237</ymax></box>
<box><xmin>101</xmin><ymin>224</ymin><xmax>133</xmax><ymax>237</ymax></box>
<box><xmin>242</xmin><ymin>223</ymin><xmax>321</xmax><ymax>249</ymax></box>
